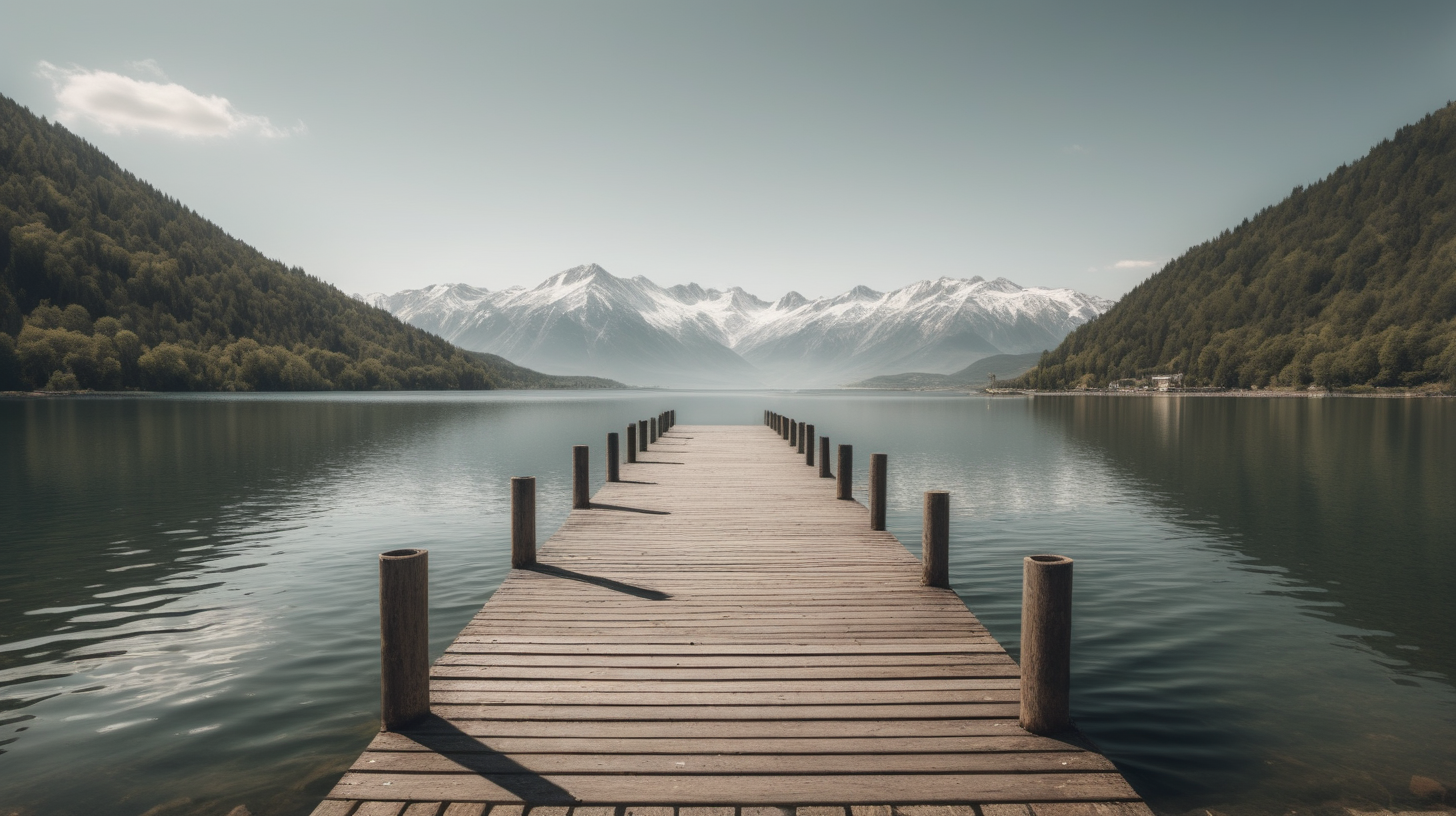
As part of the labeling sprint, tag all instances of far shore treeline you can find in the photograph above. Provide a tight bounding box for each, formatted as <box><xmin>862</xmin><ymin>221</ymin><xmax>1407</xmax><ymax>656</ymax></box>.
<box><xmin>1020</xmin><ymin>103</ymin><xmax>1456</xmax><ymax>392</ymax></box>
<box><xmin>0</xmin><ymin>94</ymin><xmax>618</xmax><ymax>392</ymax></box>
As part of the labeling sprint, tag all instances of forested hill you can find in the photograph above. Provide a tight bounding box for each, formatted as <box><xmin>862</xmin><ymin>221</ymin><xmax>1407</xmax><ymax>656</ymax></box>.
<box><xmin>0</xmin><ymin>94</ymin><xmax>620</xmax><ymax>391</ymax></box>
<box><xmin>1021</xmin><ymin>104</ymin><xmax>1456</xmax><ymax>391</ymax></box>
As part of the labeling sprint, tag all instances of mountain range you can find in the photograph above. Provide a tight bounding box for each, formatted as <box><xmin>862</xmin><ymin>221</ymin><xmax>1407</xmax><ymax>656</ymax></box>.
<box><xmin>361</xmin><ymin>266</ymin><xmax>1113</xmax><ymax>387</ymax></box>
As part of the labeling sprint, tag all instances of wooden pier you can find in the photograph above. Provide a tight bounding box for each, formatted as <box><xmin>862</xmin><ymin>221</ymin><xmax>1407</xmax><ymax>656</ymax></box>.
<box><xmin>316</xmin><ymin>416</ymin><xmax>1147</xmax><ymax>816</ymax></box>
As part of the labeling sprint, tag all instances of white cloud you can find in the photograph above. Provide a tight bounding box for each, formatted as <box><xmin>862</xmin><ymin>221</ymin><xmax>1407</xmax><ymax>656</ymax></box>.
<box><xmin>1114</xmin><ymin>259</ymin><xmax>1158</xmax><ymax>269</ymax></box>
<box><xmin>36</xmin><ymin>61</ymin><xmax>302</xmax><ymax>139</ymax></box>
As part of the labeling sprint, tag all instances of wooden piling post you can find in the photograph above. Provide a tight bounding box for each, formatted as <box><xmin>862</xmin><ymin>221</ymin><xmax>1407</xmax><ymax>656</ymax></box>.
<box><xmin>805</xmin><ymin>424</ymin><xmax>815</xmax><ymax>466</ymax></box>
<box><xmin>511</xmin><ymin>476</ymin><xmax>536</xmax><ymax>568</ymax></box>
<box><xmin>670</xmin><ymin>409</ymin><xmax>675</xmax><ymax>427</ymax></box>
<box><xmin>379</xmin><ymin>547</ymin><xmax>429</xmax><ymax>731</ymax></box>
<box><xmin>573</xmin><ymin>445</ymin><xmax>590</xmax><ymax>508</ymax></box>
<box><xmin>626</xmin><ymin>424</ymin><xmax>637</xmax><ymax>463</ymax></box>
<box><xmin>1020</xmin><ymin>554</ymin><xmax>1074</xmax><ymax>735</ymax></box>
<box><xmin>790</xmin><ymin>419</ymin><xmax>797</xmax><ymax>447</ymax></box>
<box><xmin>797</xmin><ymin>422</ymin><xmax>806</xmax><ymax>454</ymax></box>
<box><xmin>819</xmin><ymin>436</ymin><xmax>831</xmax><ymax>477</ymax></box>
<box><xmin>922</xmin><ymin>491</ymin><xmax>949</xmax><ymax>588</ymax></box>
<box><xmin>837</xmin><ymin>444</ymin><xmax>853</xmax><ymax>499</ymax></box>
<box><xmin>638</xmin><ymin>420</ymin><xmax>648</xmax><ymax>452</ymax></box>
<box><xmin>870</xmin><ymin>453</ymin><xmax>887</xmax><ymax>531</ymax></box>
<box><xmin>607</xmin><ymin>433</ymin><xmax>620</xmax><ymax>482</ymax></box>
<box><xmin>782</xmin><ymin>418</ymin><xmax>790</xmax><ymax>441</ymax></box>
<box><xmin>650</xmin><ymin>417</ymin><xmax>658</xmax><ymax>443</ymax></box>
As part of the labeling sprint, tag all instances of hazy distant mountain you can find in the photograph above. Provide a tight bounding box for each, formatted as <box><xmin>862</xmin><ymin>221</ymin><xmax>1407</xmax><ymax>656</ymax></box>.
<box><xmin>848</xmin><ymin>352</ymin><xmax>1044</xmax><ymax>390</ymax></box>
<box><xmin>361</xmin><ymin>264</ymin><xmax>1112</xmax><ymax>387</ymax></box>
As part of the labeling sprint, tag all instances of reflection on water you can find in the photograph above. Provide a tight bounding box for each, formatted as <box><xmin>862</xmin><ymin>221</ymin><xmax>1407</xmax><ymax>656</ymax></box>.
<box><xmin>1</xmin><ymin>392</ymin><xmax>1453</xmax><ymax>816</ymax></box>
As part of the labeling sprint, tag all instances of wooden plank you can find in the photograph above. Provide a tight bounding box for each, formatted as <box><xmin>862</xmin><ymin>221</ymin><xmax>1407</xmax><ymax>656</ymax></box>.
<box><xmin>429</xmin><ymin>703</ymin><xmax>1023</xmax><ymax>720</ymax></box>
<box><xmin>350</xmin><ymin>750</ymin><xmax>1117</xmax><ymax>774</ymax></box>
<box><xmin>329</xmin><ymin>772</ymin><xmax>1139</xmax><ymax>804</ymax></box>
<box><xmin>364</xmin><ymin>733</ymin><xmax>1083</xmax><ymax>755</ymax></box>
<box><xmin>399</xmin><ymin>718</ymin><xmax>1037</xmax><ymax>739</ymax></box>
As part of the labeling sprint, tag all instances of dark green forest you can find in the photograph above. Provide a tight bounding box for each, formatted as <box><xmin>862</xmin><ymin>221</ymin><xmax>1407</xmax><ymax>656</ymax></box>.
<box><xmin>1021</xmin><ymin>103</ymin><xmax>1456</xmax><ymax>391</ymax></box>
<box><xmin>0</xmin><ymin>93</ymin><xmax>618</xmax><ymax>392</ymax></box>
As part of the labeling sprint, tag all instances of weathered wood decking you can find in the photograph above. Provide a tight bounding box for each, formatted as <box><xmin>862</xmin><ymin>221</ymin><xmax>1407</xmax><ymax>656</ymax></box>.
<box><xmin>317</xmin><ymin>424</ymin><xmax>1146</xmax><ymax>816</ymax></box>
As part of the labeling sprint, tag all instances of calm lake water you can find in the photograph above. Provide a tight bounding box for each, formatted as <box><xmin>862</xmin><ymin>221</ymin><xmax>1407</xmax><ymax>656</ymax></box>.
<box><xmin>1</xmin><ymin>392</ymin><xmax>1453</xmax><ymax>816</ymax></box>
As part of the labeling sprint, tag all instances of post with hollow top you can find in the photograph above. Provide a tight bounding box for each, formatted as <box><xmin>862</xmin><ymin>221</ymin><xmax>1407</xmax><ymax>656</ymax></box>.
<box><xmin>819</xmin><ymin>436</ymin><xmax>831</xmax><ymax>477</ymax></box>
<box><xmin>805</xmin><ymin>424</ymin><xmax>815</xmax><ymax>466</ymax></box>
<box><xmin>869</xmin><ymin>453</ymin><xmax>887</xmax><ymax>531</ymax></box>
<box><xmin>606</xmin><ymin>433</ymin><xmax>620</xmax><ymax>483</ymax></box>
<box><xmin>573</xmin><ymin>445</ymin><xmax>590</xmax><ymax>509</ymax></box>
<box><xmin>1020</xmin><ymin>554</ymin><xmax>1074</xmax><ymax>735</ymax></box>
<box><xmin>837</xmin><ymin>444</ymin><xmax>853</xmax><ymax>500</ymax></box>
<box><xmin>626</xmin><ymin>424</ymin><xmax>637</xmax><ymax>463</ymax></box>
<box><xmin>638</xmin><ymin>420</ymin><xmax>648</xmax><ymax>452</ymax></box>
<box><xmin>379</xmin><ymin>547</ymin><xmax>429</xmax><ymax>731</ymax></box>
<box><xmin>922</xmin><ymin>490</ymin><xmax>949</xmax><ymax>588</ymax></box>
<box><xmin>511</xmin><ymin>476</ymin><xmax>536</xmax><ymax>568</ymax></box>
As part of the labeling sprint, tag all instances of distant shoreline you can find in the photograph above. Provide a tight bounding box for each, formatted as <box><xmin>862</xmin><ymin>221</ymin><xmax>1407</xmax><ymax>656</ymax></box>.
<box><xmin>1001</xmin><ymin>388</ymin><xmax>1453</xmax><ymax>399</ymax></box>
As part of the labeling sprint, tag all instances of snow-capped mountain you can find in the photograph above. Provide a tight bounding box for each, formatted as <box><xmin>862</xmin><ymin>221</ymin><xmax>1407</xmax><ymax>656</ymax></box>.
<box><xmin>359</xmin><ymin>264</ymin><xmax>1113</xmax><ymax>387</ymax></box>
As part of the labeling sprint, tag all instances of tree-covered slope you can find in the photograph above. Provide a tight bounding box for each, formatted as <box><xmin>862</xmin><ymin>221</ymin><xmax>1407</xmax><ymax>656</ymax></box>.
<box><xmin>0</xmin><ymin>93</ymin><xmax>616</xmax><ymax>392</ymax></box>
<box><xmin>1022</xmin><ymin>104</ymin><xmax>1456</xmax><ymax>391</ymax></box>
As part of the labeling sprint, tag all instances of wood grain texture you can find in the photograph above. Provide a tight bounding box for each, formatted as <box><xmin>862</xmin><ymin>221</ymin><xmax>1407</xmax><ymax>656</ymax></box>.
<box><xmin>322</xmin><ymin>424</ymin><xmax>1141</xmax><ymax>812</ymax></box>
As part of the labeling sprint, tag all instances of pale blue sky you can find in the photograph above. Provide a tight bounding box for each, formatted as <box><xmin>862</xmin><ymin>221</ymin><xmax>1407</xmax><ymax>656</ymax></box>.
<box><xmin>5</xmin><ymin>1</ymin><xmax>1456</xmax><ymax>301</ymax></box>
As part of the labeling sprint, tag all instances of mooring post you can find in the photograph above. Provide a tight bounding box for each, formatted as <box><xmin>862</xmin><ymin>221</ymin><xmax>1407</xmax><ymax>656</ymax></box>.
<box><xmin>805</xmin><ymin>424</ymin><xmax>815</xmax><ymax>466</ymax></box>
<box><xmin>870</xmin><ymin>453</ymin><xmax>887</xmax><ymax>531</ymax></box>
<box><xmin>797</xmin><ymin>421</ymin><xmax>806</xmax><ymax>454</ymax></box>
<box><xmin>1020</xmin><ymin>554</ymin><xmax>1074</xmax><ymax>735</ymax></box>
<box><xmin>782</xmin><ymin>418</ymin><xmax>790</xmax><ymax>441</ymax></box>
<box><xmin>606</xmin><ymin>433</ymin><xmax>620</xmax><ymax>483</ymax></box>
<box><xmin>922</xmin><ymin>491</ymin><xmax>949</xmax><ymax>588</ymax></box>
<box><xmin>573</xmin><ymin>445</ymin><xmax>590</xmax><ymax>509</ymax></box>
<box><xmin>650</xmin><ymin>417</ymin><xmax>658</xmax><ymax>444</ymax></box>
<box><xmin>511</xmin><ymin>476</ymin><xmax>536</xmax><ymax>568</ymax></box>
<box><xmin>379</xmin><ymin>547</ymin><xmax>429</xmax><ymax>731</ymax></box>
<box><xmin>638</xmin><ymin>420</ymin><xmax>648</xmax><ymax>452</ymax></box>
<box><xmin>790</xmin><ymin>419</ymin><xmax>797</xmax><ymax>447</ymax></box>
<box><xmin>819</xmin><ymin>436</ymin><xmax>831</xmax><ymax>477</ymax></box>
<box><xmin>670</xmin><ymin>409</ymin><xmax>675</xmax><ymax>427</ymax></box>
<box><xmin>837</xmin><ymin>444</ymin><xmax>853</xmax><ymax>499</ymax></box>
<box><xmin>626</xmin><ymin>424</ymin><xmax>637</xmax><ymax>463</ymax></box>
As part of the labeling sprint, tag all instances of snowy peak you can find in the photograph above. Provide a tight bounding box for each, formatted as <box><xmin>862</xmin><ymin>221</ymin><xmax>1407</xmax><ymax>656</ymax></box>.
<box><xmin>774</xmin><ymin>292</ymin><xmax>808</xmax><ymax>311</ymax></box>
<box><xmin>361</xmin><ymin>264</ymin><xmax>1114</xmax><ymax>387</ymax></box>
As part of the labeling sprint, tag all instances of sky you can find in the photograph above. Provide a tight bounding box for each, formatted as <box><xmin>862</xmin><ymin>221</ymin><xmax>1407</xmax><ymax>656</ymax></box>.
<box><xmin>5</xmin><ymin>2</ymin><xmax>1456</xmax><ymax>302</ymax></box>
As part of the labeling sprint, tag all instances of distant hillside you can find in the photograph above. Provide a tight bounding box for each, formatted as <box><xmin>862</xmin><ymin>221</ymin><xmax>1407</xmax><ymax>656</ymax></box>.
<box><xmin>1021</xmin><ymin>104</ymin><xmax>1456</xmax><ymax>391</ymax></box>
<box><xmin>0</xmin><ymin>93</ymin><xmax>604</xmax><ymax>392</ymax></box>
<box><xmin>850</xmin><ymin>352</ymin><xmax>1042</xmax><ymax>390</ymax></box>
<box><xmin>463</xmin><ymin>351</ymin><xmax>622</xmax><ymax>389</ymax></box>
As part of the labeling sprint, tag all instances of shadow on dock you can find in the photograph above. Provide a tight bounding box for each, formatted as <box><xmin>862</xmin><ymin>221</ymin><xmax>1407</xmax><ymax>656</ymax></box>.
<box><xmin>526</xmin><ymin>563</ymin><xmax>670</xmax><ymax>601</ymax></box>
<box><xmin>404</xmin><ymin>716</ymin><xmax>576</xmax><ymax>804</ymax></box>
